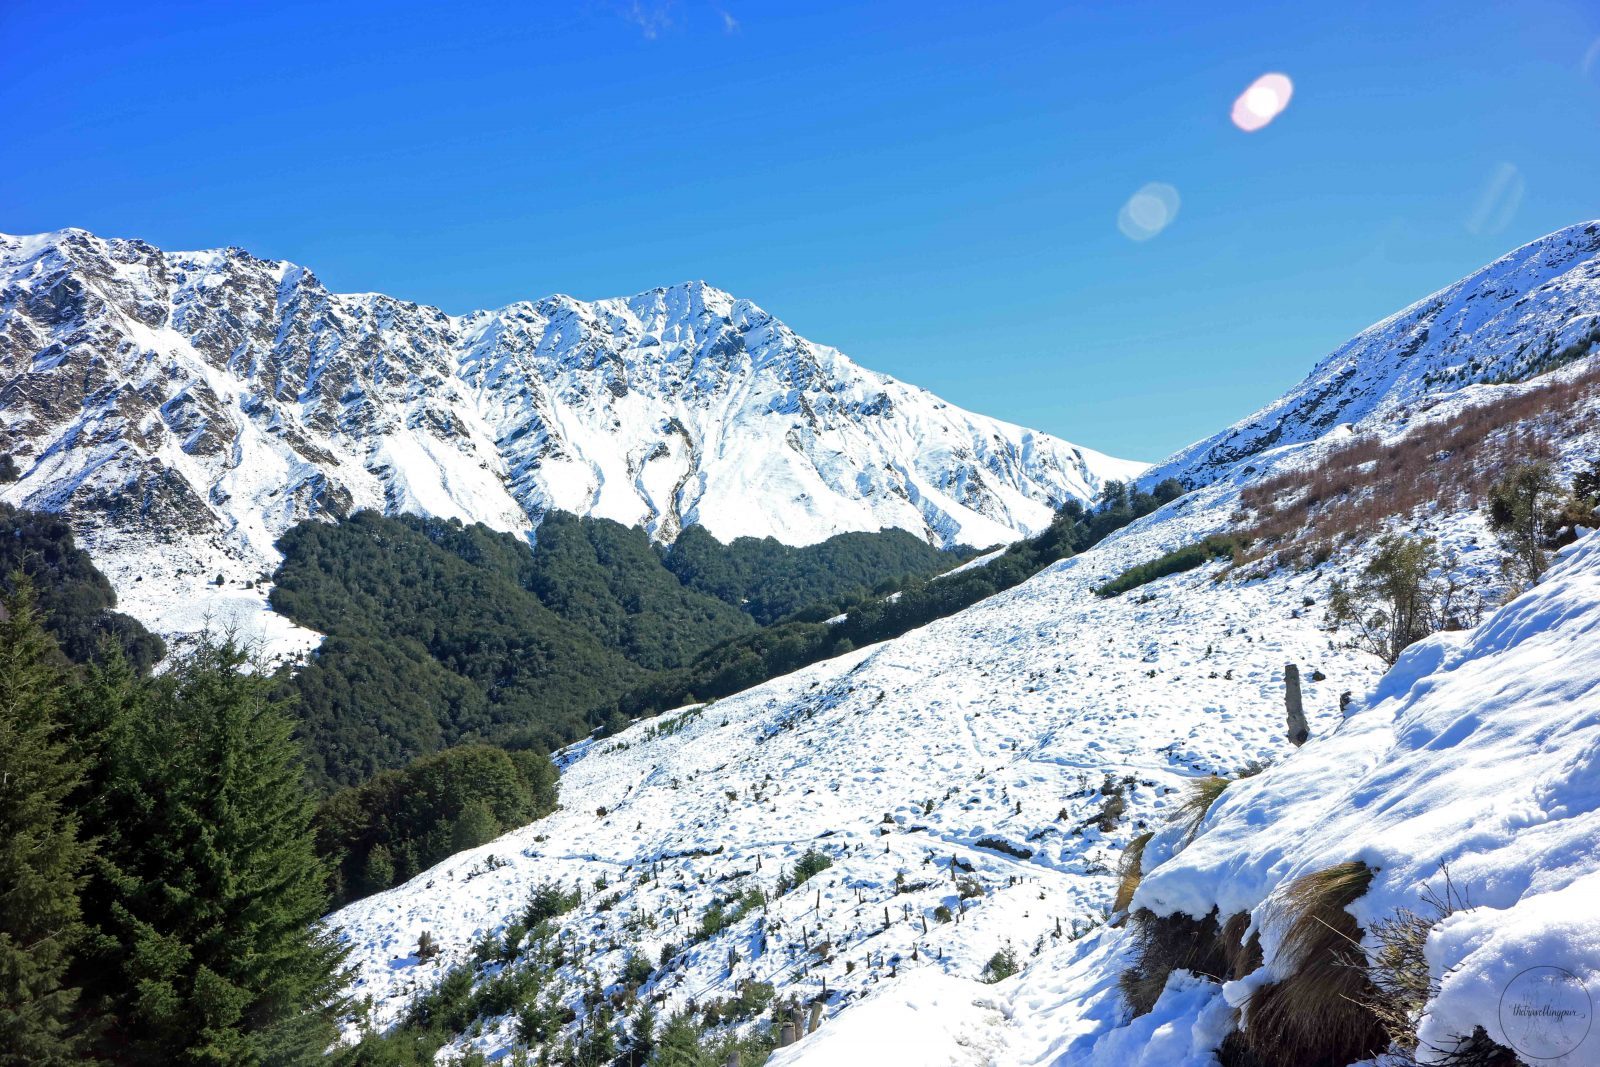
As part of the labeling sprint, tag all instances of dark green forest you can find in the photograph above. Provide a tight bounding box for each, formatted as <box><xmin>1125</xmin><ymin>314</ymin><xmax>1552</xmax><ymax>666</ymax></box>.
<box><xmin>662</xmin><ymin>524</ymin><xmax>969</xmax><ymax>624</ymax></box>
<box><xmin>270</xmin><ymin>511</ymin><xmax>753</xmax><ymax>789</ymax></box>
<box><xmin>0</xmin><ymin>584</ymin><xmax>347</xmax><ymax>1065</ymax></box>
<box><xmin>0</xmin><ymin>503</ymin><xmax>165</xmax><ymax>673</ymax></box>
<box><xmin>269</xmin><ymin>510</ymin><xmax>970</xmax><ymax>791</ymax></box>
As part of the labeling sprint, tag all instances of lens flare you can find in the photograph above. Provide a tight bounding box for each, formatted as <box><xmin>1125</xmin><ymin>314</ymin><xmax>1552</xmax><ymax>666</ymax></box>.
<box><xmin>1231</xmin><ymin>72</ymin><xmax>1293</xmax><ymax>131</ymax></box>
<box><xmin>1117</xmin><ymin>182</ymin><xmax>1181</xmax><ymax>241</ymax></box>
<box><xmin>1466</xmin><ymin>162</ymin><xmax>1524</xmax><ymax>237</ymax></box>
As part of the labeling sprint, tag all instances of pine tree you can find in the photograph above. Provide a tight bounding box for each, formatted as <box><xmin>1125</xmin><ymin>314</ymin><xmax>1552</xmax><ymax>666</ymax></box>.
<box><xmin>625</xmin><ymin>1002</ymin><xmax>659</xmax><ymax>1066</ymax></box>
<box><xmin>90</xmin><ymin>637</ymin><xmax>349</xmax><ymax>1063</ymax></box>
<box><xmin>0</xmin><ymin>579</ymin><xmax>90</xmax><ymax>1065</ymax></box>
<box><xmin>648</xmin><ymin>1011</ymin><xmax>709</xmax><ymax>1067</ymax></box>
<box><xmin>58</xmin><ymin>645</ymin><xmax>149</xmax><ymax>1055</ymax></box>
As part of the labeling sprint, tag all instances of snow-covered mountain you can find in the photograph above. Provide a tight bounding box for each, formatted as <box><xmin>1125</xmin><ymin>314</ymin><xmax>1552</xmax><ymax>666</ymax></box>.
<box><xmin>0</xmin><ymin>227</ymin><xmax>1142</xmax><ymax>648</ymax></box>
<box><xmin>1149</xmin><ymin>221</ymin><xmax>1600</xmax><ymax>489</ymax></box>
<box><xmin>323</xmin><ymin>225</ymin><xmax>1600</xmax><ymax>1064</ymax></box>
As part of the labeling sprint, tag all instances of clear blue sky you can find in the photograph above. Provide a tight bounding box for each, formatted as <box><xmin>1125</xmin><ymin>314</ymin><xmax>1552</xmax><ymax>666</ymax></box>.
<box><xmin>4</xmin><ymin>1</ymin><xmax>1599</xmax><ymax>460</ymax></box>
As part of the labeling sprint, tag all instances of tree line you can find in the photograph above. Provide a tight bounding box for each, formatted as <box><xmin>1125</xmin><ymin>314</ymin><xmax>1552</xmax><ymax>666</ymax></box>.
<box><xmin>601</xmin><ymin>478</ymin><xmax>1187</xmax><ymax>725</ymax></box>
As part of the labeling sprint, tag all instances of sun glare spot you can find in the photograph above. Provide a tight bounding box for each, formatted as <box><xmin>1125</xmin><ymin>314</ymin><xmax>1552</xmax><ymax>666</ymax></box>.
<box><xmin>1231</xmin><ymin>72</ymin><xmax>1294</xmax><ymax>132</ymax></box>
<box><xmin>1117</xmin><ymin>183</ymin><xmax>1181</xmax><ymax>242</ymax></box>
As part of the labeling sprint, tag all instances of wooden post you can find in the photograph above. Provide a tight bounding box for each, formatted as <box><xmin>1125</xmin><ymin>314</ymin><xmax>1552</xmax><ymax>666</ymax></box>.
<box><xmin>808</xmin><ymin>1000</ymin><xmax>824</xmax><ymax>1034</ymax></box>
<box><xmin>883</xmin><ymin>905</ymin><xmax>890</xmax><ymax>929</ymax></box>
<box><xmin>1284</xmin><ymin>663</ymin><xmax>1309</xmax><ymax>746</ymax></box>
<box><xmin>779</xmin><ymin>1022</ymin><xmax>796</xmax><ymax>1047</ymax></box>
<box><xmin>726</xmin><ymin>1052</ymin><xmax>740</xmax><ymax>1067</ymax></box>
<box><xmin>792</xmin><ymin>1004</ymin><xmax>805</xmax><ymax>1038</ymax></box>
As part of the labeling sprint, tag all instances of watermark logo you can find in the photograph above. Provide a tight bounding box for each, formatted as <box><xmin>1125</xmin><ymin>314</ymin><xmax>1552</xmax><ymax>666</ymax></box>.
<box><xmin>1499</xmin><ymin>966</ymin><xmax>1592</xmax><ymax>1060</ymax></box>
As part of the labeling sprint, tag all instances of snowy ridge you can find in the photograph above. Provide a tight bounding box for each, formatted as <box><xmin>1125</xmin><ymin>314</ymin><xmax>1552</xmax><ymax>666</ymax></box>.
<box><xmin>0</xmin><ymin>228</ymin><xmax>1141</xmax><ymax>651</ymax></box>
<box><xmin>1149</xmin><ymin>220</ymin><xmax>1600</xmax><ymax>489</ymax></box>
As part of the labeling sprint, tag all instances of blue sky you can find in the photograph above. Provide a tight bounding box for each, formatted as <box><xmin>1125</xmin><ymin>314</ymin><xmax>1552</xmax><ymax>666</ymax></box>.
<box><xmin>4</xmin><ymin>1</ymin><xmax>1599</xmax><ymax>460</ymax></box>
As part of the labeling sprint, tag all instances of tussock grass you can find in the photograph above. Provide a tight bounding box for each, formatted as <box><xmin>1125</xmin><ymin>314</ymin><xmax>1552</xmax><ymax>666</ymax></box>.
<box><xmin>1220</xmin><ymin>910</ymin><xmax>1262</xmax><ymax>982</ymax></box>
<box><xmin>1236</xmin><ymin>861</ymin><xmax>1385</xmax><ymax>1067</ymax></box>
<box><xmin>1119</xmin><ymin>908</ymin><xmax>1230</xmax><ymax>1017</ymax></box>
<box><xmin>1112</xmin><ymin>832</ymin><xmax>1153</xmax><ymax>915</ymax></box>
<box><xmin>1177</xmin><ymin>775</ymin><xmax>1230</xmax><ymax>844</ymax></box>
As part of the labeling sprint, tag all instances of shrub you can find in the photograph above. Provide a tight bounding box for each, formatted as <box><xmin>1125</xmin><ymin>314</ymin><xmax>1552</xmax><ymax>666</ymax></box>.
<box><xmin>622</xmin><ymin>952</ymin><xmax>655</xmax><ymax>989</ymax></box>
<box><xmin>985</xmin><ymin>946</ymin><xmax>1020</xmax><ymax>983</ymax></box>
<box><xmin>1327</xmin><ymin>535</ymin><xmax>1475</xmax><ymax>665</ymax></box>
<box><xmin>416</xmin><ymin>930</ymin><xmax>441</xmax><ymax>961</ymax></box>
<box><xmin>974</xmin><ymin>836</ymin><xmax>1032</xmax><ymax>859</ymax></box>
<box><xmin>1360</xmin><ymin>873</ymin><xmax>1515</xmax><ymax>1065</ymax></box>
<box><xmin>1094</xmin><ymin>535</ymin><xmax>1241</xmax><ymax>598</ymax></box>
<box><xmin>1485</xmin><ymin>459</ymin><xmax>1565</xmax><ymax>588</ymax></box>
<box><xmin>523</xmin><ymin>881</ymin><xmax>582</xmax><ymax>926</ymax></box>
<box><xmin>1235</xmin><ymin>362</ymin><xmax>1600</xmax><ymax>570</ymax></box>
<box><xmin>775</xmin><ymin>848</ymin><xmax>833</xmax><ymax>894</ymax></box>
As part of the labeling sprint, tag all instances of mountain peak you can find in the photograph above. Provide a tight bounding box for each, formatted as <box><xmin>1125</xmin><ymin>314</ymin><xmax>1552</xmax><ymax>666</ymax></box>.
<box><xmin>0</xmin><ymin>227</ymin><xmax>1142</xmax><ymax>649</ymax></box>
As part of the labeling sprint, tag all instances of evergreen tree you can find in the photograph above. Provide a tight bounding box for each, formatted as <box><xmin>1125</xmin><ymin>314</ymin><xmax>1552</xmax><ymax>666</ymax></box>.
<box><xmin>450</xmin><ymin>800</ymin><xmax>501</xmax><ymax>853</ymax></box>
<box><xmin>647</xmin><ymin>1012</ymin><xmax>708</xmax><ymax>1067</ymax></box>
<box><xmin>361</xmin><ymin>845</ymin><xmax>396</xmax><ymax>897</ymax></box>
<box><xmin>0</xmin><ymin>579</ymin><xmax>90</xmax><ymax>1064</ymax></box>
<box><xmin>575</xmin><ymin>1000</ymin><xmax>618</xmax><ymax>1066</ymax></box>
<box><xmin>625</xmin><ymin>1002</ymin><xmax>659</xmax><ymax>1066</ymax></box>
<box><xmin>89</xmin><ymin>638</ymin><xmax>349</xmax><ymax>1064</ymax></box>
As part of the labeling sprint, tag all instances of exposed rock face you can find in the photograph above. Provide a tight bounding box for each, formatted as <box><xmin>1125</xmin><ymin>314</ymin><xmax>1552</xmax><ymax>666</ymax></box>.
<box><xmin>1</xmin><ymin>228</ymin><xmax>1143</xmax><ymax>572</ymax></box>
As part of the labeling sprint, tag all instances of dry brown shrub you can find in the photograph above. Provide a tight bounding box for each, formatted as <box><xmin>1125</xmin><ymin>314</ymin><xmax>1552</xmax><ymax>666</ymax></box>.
<box><xmin>1233</xmin><ymin>363</ymin><xmax>1600</xmax><ymax>568</ymax></box>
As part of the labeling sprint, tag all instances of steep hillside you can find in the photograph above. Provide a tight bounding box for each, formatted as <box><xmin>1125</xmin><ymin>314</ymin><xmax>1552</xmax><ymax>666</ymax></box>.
<box><xmin>1150</xmin><ymin>221</ymin><xmax>1600</xmax><ymax>490</ymax></box>
<box><xmin>775</xmin><ymin>527</ymin><xmax>1600</xmax><ymax>1067</ymax></box>
<box><xmin>0</xmin><ymin>227</ymin><xmax>1141</xmax><ymax>651</ymax></box>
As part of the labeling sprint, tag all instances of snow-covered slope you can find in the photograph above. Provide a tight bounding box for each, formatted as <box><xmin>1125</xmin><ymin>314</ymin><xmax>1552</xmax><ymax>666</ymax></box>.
<box><xmin>327</xmin><ymin>449</ymin><xmax>1389</xmax><ymax>1055</ymax></box>
<box><xmin>321</xmin><ymin>226</ymin><xmax>1600</xmax><ymax>1065</ymax></box>
<box><xmin>778</xmin><ymin>526</ymin><xmax>1600</xmax><ymax>1067</ymax></box>
<box><xmin>0</xmin><ymin>228</ymin><xmax>1141</xmax><ymax>650</ymax></box>
<box><xmin>1149</xmin><ymin>220</ymin><xmax>1600</xmax><ymax>489</ymax></box>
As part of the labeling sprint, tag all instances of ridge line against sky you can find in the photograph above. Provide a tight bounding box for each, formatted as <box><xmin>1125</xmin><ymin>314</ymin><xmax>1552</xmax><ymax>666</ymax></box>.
<box><xmin>3</xmin><ymin>0</ymin><xmax>1598</xmax><ymax>459</ymax></box>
